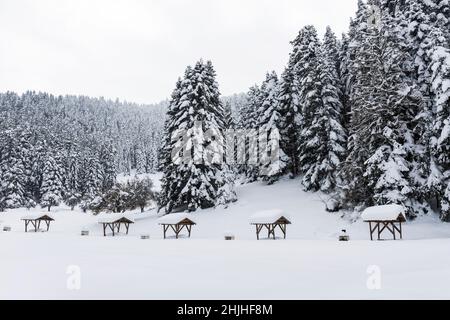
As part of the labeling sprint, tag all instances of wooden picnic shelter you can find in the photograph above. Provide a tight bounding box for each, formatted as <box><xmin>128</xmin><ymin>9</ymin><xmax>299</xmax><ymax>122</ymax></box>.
<box><xmin>21</xmin><ymin>214</ymin><xmax>55</xmax><ymax>232</ymax></box>
<box><xmin>249</xmin><ymin>209</ymin><xmax>292</xmax><ymax>240</ymax></box>
<box><xmin>361</xmin><ymin>204</ymin><xmax>407</xmax><ymax>241</ymax></box>
<box><xmin>98</xmin><ymin>215</ymin><xmax>135</xmax><ymax>237</ymax></box>
<box><xmin>158</xmin><ymin>213</ymin><xmax>196</xmax><ymax>239</ymax></box>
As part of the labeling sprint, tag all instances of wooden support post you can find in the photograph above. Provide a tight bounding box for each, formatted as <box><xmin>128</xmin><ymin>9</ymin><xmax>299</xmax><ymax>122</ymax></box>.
<box><xmin>281</xmin><ymin>224</ymin><xmax>286</xmax><ymax>239</ymax></box>
<box><xmin>392</xmin><ymin>222</ymin><xmax>396</xmax><ymax>240</ymax></box>
<box><xmin>377</xmin><ymin>222</ymin><xmax>381</xmax><ymax>240</ymax></box>
<box><xmin>399</xmin><ymin>222</ymin><xmax>402</xmax><ymax>239</ymax></box>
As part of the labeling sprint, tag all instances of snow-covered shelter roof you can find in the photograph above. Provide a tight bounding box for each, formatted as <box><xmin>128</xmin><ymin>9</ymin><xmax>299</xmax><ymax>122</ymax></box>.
<box><xmin>21</xmin><ymin>213</ymin><xmax>54</xmax><ymax>221</ymax></box>
<box><xmin>361</xmin><ymin>204</ymin><xmax>407</xmax><ymax>222</ymax></box>
<box><xmin>98</xmin><ymin>214</ymin><xmax>135</xmax><ymax>224</ymax></box>
<box><xmin>158</xmin><ymin>213</ymin><xmax>196</xmax><ymax>225</ymax></box>
<box><xmin>249</xmin><ymin>209</ymin><xmax>292</xmax><ymax>224</ymax></box>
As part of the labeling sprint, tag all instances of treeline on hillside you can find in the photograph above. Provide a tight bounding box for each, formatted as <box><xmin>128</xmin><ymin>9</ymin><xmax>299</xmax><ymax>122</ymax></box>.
<box><xmin>159</xmin><ymin>0</ymin><xmax>450</xmax><ymax>221</ymax></box>
<box><xmin>0</xmin><ymin>91</ymin><xmax>165</xmax><ymax>211</ymax></box>
<box><xmin>237</xmin><ymin>0</ymin><xmax>450</xmax><ymax>220</ymax></box>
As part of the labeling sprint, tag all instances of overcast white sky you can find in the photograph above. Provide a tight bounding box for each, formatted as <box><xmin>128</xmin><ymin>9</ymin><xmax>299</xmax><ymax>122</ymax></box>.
<box><xmin>0</xmin><ymin>0</ymin><xmax>358</xmax><ymax>104</ymax></box>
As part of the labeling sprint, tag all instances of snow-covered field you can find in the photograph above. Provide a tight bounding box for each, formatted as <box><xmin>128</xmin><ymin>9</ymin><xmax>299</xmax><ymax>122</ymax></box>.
<box><xmin>1</xmin><ymin>176</ymin><xmax>450</xmax><ymax>299</ymax></box>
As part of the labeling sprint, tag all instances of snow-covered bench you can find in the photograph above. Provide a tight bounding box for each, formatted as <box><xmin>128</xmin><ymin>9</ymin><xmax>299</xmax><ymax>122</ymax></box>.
<box><xmin>158</xmin><ymin>213</ymin><xmax>196</xmax><ymax>239</ymax></box>
<box><xmin>361</xmin><ymin>204</ymin><xmax>407</xmax><ymax>241</ymax></box>
<box><xmin>98</xmin><ymin>214</ymin><xmax>135</xmax><ymax>237</ymax></box>
<box><xmin>249</xmin><ymin>209</ymin><xmax>292</xmax><ymax>240</ymax></box>
<box><xmin>21</xmin><ymin>213</ymin><xmax>55</xmax><ymax>232</ymax></box>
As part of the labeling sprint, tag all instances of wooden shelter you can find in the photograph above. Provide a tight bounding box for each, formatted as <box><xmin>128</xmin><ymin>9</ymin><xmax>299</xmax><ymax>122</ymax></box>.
<box><xmin>249</xmin><ymin>210</ymin><xmax>292</xmax><ymax>240</ymax></box>
<box><xmin>98</xmin><ymin>215</ymin><xmax>135</xmax><ymax>237</ymax></box>
<box><xmin>158</xmin><ymin>213</ymin><xmax>196</xmax><ymax>239</ymax></box>
<box><xmin>361</xmin><ymin>204</ymin><xmax>407</xmax><ymax>241</ymax></box>
<box><xmin>21</xmin><ymin>214</ymin><xmax>54</xmax><ymax>232</ymax></box>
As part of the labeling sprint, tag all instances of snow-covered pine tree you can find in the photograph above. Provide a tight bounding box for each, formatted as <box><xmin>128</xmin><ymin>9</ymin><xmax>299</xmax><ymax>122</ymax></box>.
<box><xmin>294</xmin><ymin>25</ymin><xmax>325</xmax><ymax>189</ymax></box>
<box><xmin>277</xmin><ymin>26</ymin><xmax>314</xmax><ymax>178</ymax></box>
<box><xmin>158</xmin><ymin>79</ymin><xmax>183</xmax><ymax>209</ymax></box>
<box><xmin>159</xmin><ymin>60</ymin><xmax>235</xmax><ymax>213</ymax></box>
<box><xmin>398</xmin><ymin>0</ymin><xmax>450</xmax><ymax>216</ymax></box>
<box><xmin>298</xmin><ymin>27</ymin><xmax>347</xmax><ymax>192</ymax></box>
<box><xmin>429</xmin><ymin>29</ymin><xmax>450</xmax><ymax>220</ymax></box>
<box><xmin>99</xmin><ymin>143</ymin><xmax>116</xmax><ymax>191</ymax></box>
<box><xmin>40</xmin><ymin>152</ymin><xmax>65</xmax><ymax>211</ymax></box>
<box><xmin>323</xmin><ymin>26</ymin><xmax>341</xmax><ymax>78</ymax></box>
<box><xmin>0</xmin><ymin>129</ymin><xmax>28</xmax><ymax>209</ymax></box>
<box><xmin>341</xmin><ymin>2</ymin><xmax>419</xmax><ymax>214</ymax></box>
<box><xmin>257</xmin><ymin>71</ymin><xmax>286</xmax><ymax>184</ymax></box>
<box><xmin>62</xmin><ymin>143</ymin><xmax>82</xmax><ymax>210</ymax></box>
<box><xmin>223</xmin><ymin>101</ymin><xmax>236</xmax><ymax>129</ymax></box>
<box><xmin>238</xmin><ymin>85</ymin><xmax>262</xmax><ymax>182</ymax></box>
<box><xmin>344</xmin><ymin>0</ymin><xmax>369</xmax><ymax>102</ymax></box>
<box><xmin>339</xmin><ymin>33</ymin><xmax>352</xmax><ymax>128</ymax></box>
<box><xmin>78</xmin><ymin>155</ymin><xmax>103</xmax><ymax>207</ymax></box>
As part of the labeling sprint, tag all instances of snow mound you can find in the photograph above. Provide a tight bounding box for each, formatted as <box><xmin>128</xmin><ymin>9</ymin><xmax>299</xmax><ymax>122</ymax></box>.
<box><xmin>157</xmin><ymin>213</ymin><xmax>197</xmax><ymax>225</ymax></box>
<box><xmin>249</xmin><ymin>209</ymin><xmax>291</xmax><ymax>224</ymax></box>
<box><xmin>361</xmin><ymin>204</ymin><xmax>406</xmax><ymax>222</ymax></box>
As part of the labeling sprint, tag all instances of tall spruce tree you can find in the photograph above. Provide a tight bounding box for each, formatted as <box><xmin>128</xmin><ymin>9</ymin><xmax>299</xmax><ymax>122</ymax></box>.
<box><xmin>258</xmin><ymin>71</ymin><xmax>287</xmax><ymax>184</ymax></box>
<box><xmin>298</xmin><ymin>27</ymin><xmax>347</xmax><ymax>192</ymax></box>
<box><xmin>340</xmin><ymin>2</ymin><xmax>420</xmax><ymax>214</ymax></box>
<box><xmin>429</xmin><ymin>29</ymin><xmax>450</xmax><ymax>220</ymax></box>
<box><xmin>159</xmin><ymin>60</ymin><xmax>235</xmax><ymax>213</ymax></box>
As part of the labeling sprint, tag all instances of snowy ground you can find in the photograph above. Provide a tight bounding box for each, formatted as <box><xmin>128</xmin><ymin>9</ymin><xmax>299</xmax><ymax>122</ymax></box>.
<box><xmin>1</xmin><ymin>176</ymin><xmax>450</xmax><ymax>299</ymax></box>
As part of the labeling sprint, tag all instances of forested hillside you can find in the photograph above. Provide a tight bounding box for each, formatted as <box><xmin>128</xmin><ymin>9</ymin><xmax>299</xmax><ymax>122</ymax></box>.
<box><xmin>159</xmin><ymin>0</ymin><xmax>450</xmax><ymax>220</ymax></box>
<box><xmin>0</xmin><ymin>91</ymin><xmax>166</xmax><ymax>210</ymax></box>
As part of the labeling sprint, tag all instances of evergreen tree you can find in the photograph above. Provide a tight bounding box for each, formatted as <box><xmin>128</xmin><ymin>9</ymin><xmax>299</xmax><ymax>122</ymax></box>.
<box><xmin>159</xmin><ymin>60</ymin><xmax>236</xmax><ymax>213</ymax></box>
<box><xmin>40</xmin><ymin>152</ymin><xmax>64</xmax><ymax>211</ymax></box>
<box><xmin>258</xmin><ymin>71</ymin><xmax>286</xmax><ymax>184</ymax></box>
<box><xmin>298</xmin><ymin>27</ymin><xmax>347</xmax><ymax>192</ymax></box>
<box><xmin>223</xmin><ymin>101</ymin><xmax>236</xmax><ymax>129</ymax></box>
<box><xmin>238</xmin><ymin>85</ymin><xmax>262</xmax><ymax>182</ymax></box>
<box><xmin>340</xmin><ymin>3</ymin><xmax>419</xmax><ymax>214</ymax></box>
<box><xmin>429</xmin><ymin>30</ymin><xmax>450</xmax><ymax>220</ymax></box>
<box><xmin>0</xmin><ymin>129</ymin><xmax>28</xmax><ymax>208</ymax></box>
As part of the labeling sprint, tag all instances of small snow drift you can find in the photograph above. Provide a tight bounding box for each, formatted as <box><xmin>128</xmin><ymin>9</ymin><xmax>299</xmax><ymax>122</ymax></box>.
<box><xmin>249</xmin><ymin>209</ymin><xmax>292</xmax><ymax>240</ymax></box>
<box><xmin>361</xmin><ymin>204</ymin><xmax>406</xmax><ymax>222</ymax></box>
